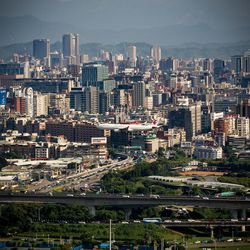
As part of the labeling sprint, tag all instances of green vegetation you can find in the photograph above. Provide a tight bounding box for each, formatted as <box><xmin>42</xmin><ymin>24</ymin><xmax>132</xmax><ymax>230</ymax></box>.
<box><xmin>102</xmin><ymin>155</ymin><xmax>189</xmax><ymax>195</ymax></box>
<box><xmin>193</xmin><ymin>208</ymin><xmax>231</xmax><ymax>220</ymax></box>
<box><xmin>25</xmin><ymin>223</ymin><xmax>183</xmax><ymax>242</ymax></box>
<box><xmin>206</xmin><ymin>158</ymin><xmax>250</xmax><ymax>173</ymax></box>
<box><xmin>218</xmin><ymin>176</ymin><xmax>250</xmax><ymax>188</ymax></box>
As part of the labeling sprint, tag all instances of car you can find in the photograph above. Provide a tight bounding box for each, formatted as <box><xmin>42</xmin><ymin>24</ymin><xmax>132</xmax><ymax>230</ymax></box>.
<box><xmin>231</xmin><ymin>219</ymin><xmax>238</xmax><ymax>222</ymax></box>
<box><xmin>121</xmin><ymin>221</ymin><xmax>129</xmax><ymax>224</ymax></box>
<box><xmin>188</xmin><ymin>219</ymin><xmax>196</xmax><ymax>222</ymax></box>
<box><xmin>227</xmin><ymin>238</ymin><xmax>234</xmax><ymax>242</ymax></box>
<box><xmin>202</xmin><ymin>197</ymin><xmax>209</xmax><ymax>200</ymax></box>
<box><xmin>133</xmin><ymin>220</ymin><xmax>141</xmax><ymax>223</ymax></box>
<box><xmin>164</xmin><ymin>220</ymin><xmax>172</xmax><ymax>223</ymax></box>
<box><xmin>122</xmin><ymin>195</ymin><xmax>130</xmax><ymax>198</ymax></box>
<box><xmin>173</xmin><ymin>220</ymin><xmax>181</xmax><ymax>223</ymax></box>
<box><xmin>80</xmin><ymin>192</ymin><xmax>86</xmax><ymax>196</ymax></box>
<box><xmin>66</xmin><ymin>194</ymin><xmax>74</xmax><ymax>197</ymax></box>
<box><xmin>150</xmin><ymin>194</ymin><xmax>160</xmax><ymax>199</ymax></box>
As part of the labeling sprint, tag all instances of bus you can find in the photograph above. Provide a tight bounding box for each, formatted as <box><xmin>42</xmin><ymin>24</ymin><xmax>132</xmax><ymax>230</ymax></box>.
<box><xmin>143</xmin><ymin>218</ymin><xmax>162</xmax><ymax>224</ymax></box>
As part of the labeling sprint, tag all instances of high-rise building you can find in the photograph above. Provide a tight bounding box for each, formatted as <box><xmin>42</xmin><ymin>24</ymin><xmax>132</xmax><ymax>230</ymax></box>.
<box><xmin>133</xmin><ymin>81</ymin><xmax>146</xmax><ymax>108</ymax></box>
<box><xmin>231</xmin><ymin>55</ymin><xmax>243</xmax><ymax>74</ymax></box>
<box><xmin>213</xmin><ymin>95</ymin><xmax>238</xmax><ymax>114</ymax></box>
<box><xmin>62</xmin><ymin>33</ymin><xmax>80</xmax><ymax>64</ymax></box>
<box><xmin>151</xmin><ymin>46</ymin><xmax>161</xmax><ymax>63</ymax></box>
<box><xmin>203</xmin><ymin>58</ymin><xmax>213</xmax><ymax>72</ymax></box>
<box><xmin>33</xmin><ymin>39</ymin><xmax>50</xmax><ymax>65</ymax></box>
<box><xmin>236</xmin><ymin>117</ymin><xmax>250</xmax><ymax>138</ymax></box>
<box><xmin>33</xmin><ymin>93</ymin><xmax>48</xmax><ymax>117</ymax></box>
<box><xmin>99</xmin><ymin>92</ymin><xmax>110</xmax><ymax>114</ymax></box>
<box><xmin>159</xmin><ymin>57</ymin><xmax>178</xmax><ymax>72</ymax></box>
<box><xmin>127</xmin><ymin>46</ymin><xmax>137</xmax><ymax>67</ymax></box>
<box><xmin>243</xmin><ymin>55</ymin><xmax>250</xmax><ymax>74</ymax></box>
<box><xmin>82</xmin><ymin>63</ymin><xmax>109</xmax><ymax>87</ymax></box>
<box><xmin>213</xmin><ymin>59</ymin><xmax>225</xmax><ymax>81</ymax></box>
<box><xmin>168</xmin><ymin>103</ymin><xmax>201</xmax><ymax>141</ymax></box>
<box><xmin>237</xmin><ymin>99</ymin><xmax>250</xmax><ymax>118</ymax></box>
<box><xmin>83</xmin><ymin>86</ymin><xmax>99</xmax><ymax>114</ymax></box>
<box><xmin>70</xmin><ymin>87</ymin><xmax>85</xmax><ymax>111</ymax></box>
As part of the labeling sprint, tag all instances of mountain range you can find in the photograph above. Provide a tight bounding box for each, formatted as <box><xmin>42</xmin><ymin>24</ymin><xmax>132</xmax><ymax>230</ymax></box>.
<box><xmin>0</xmin><ymin>15</ymin><xmax>250</xmax><ymax>60</ymax></box>
<box><xmin>1</xmin><ymin>15</ymin><xmax>250</xmax><ymax>46</ymax></box>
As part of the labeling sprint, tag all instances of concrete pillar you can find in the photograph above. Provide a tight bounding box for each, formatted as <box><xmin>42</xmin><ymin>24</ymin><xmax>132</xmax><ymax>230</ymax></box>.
<box><xmin>230</xmin><ymin>209</ymin><xmax>238</xmax><ymax>219</ymax></box>
<box><xmin>210</xmin><ymin>226</ymin><xmax>214</xmax><ymax>239</ymax></box>
<box><xmin>88</xmin><ymin>206</ymin><xmax>96</xmax><ymax>217</ymax></box>
<box><xmin>240</xmin><ymin>209</ymin><xmax>246</xmax><ymax>232</ymax></box>
<box><xmin>124</xmin><ymin>208</ymin><xmax>132</xmax><ymax>221</ymax></box>
<box><xmin>240</xmin><ymin>209</ymin><xmax>246</xmax><ymax>220</ymax></box>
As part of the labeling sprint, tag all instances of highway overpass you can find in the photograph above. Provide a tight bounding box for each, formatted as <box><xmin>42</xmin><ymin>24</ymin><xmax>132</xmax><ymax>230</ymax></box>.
<box><xmin>0</xmin><ymin>192</ymin><xmax>249</xmax><ymax>219</ymax></box>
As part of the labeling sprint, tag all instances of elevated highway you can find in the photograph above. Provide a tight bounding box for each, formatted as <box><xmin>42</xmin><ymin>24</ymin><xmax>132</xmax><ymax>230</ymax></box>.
<box><xmin>0</xmin><ymin>192</ymin><xmax>249</xmax><ymax>211</ymax></box>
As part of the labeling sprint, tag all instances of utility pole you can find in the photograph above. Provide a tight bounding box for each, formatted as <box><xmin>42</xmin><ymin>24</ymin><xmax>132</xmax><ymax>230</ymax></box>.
<box><xmin>109</xmin><ymin>219</ymin><xmax>112</xmax><ymax>250</ymax></box>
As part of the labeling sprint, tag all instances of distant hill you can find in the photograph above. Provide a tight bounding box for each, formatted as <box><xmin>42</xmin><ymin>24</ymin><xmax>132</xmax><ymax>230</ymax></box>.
<box><xmin>1</xmin><ymin>15</ymin><xmax>250</xmax><ymax>47</ymax></box>
<box><xmin>0</xmin><ymin>40</ymin><xmax>250</xmax><ymax>61</ymax></box>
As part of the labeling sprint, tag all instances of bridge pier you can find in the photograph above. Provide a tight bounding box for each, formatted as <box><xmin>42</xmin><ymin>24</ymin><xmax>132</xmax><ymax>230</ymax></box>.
<box><xmin>87</xmin><ymin>206</ymin><xmax>96</xmax><ymax>217</ymax></box>
<box><xmin>230</xmin><ymin>209</ymin><xmax>238</xmax><ymax>219</ymax></box>
<box><xmin>210</xmin><ymin>226</ymin><xmax>214</xmax><ymax>239</ymax></box>
<box><xmin>124</xmin><ymin>208</ymin><xmax>132</xmax><ymax>221</ymax></box>
<box><xmin>240</xmin><ymin>209</ymin><xmax>246</xmax><ymax>232</ymax></box>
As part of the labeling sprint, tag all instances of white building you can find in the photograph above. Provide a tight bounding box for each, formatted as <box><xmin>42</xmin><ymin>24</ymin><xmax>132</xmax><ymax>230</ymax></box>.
<box><xmin>194</xmin><ymin>146</ymin><xmax>223</xmax><ymax>159</ymax></box>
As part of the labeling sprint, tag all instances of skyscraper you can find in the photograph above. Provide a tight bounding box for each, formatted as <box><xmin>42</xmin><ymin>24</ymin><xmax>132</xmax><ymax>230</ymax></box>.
<box><xmin>231</xmin><ymin>55</ymin><xmax>243</xmax><ymax>74</ymax></box>
<box><xmin>62</xmin><ymin>33</ymin><xmax>80</xmax><ymax>64</ymax></box>
<box><xmin>82</xmin><ymin>63</ymin><xmax>109</xmax><ymax>87</ymax></box>
<box><xmin>133</xmin><ymin>81</ymin><xmax>146</xmax><ymax>108</ymax></box>
<box><xmin>127</xmin><ymin>46</ymin><xmax>137</xmax><ymax>67</ymax></box>
<box><xmin>33</xmin><ymin>39</ymin><xmax>50</xmax><ymax>65</ymax></box>
<box><xmin>151</xmin><ymin>46</ymin><xmax>161</xmax><ymax>63</ymax></box>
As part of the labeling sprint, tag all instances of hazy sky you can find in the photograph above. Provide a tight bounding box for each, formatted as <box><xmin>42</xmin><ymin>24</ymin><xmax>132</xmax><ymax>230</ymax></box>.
<box><xmin>1</xmin><ymin>0</ymin><xmax>250</xmax><ymax>30</ymax></box>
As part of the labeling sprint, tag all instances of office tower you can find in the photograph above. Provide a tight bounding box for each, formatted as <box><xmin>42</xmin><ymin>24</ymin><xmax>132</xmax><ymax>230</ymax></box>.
<box><xmin>151</xmin><ymin>46</ymin><xmax>161</xmax><ymax>63</ymax></box>
<box><xmin>70</xmin><ymin>87</ymin><xmax>85</xmax><ymax>111</ymax></box>
<box><xmin>231</xmin><ymin>55</ymin><xmax>243</xmax><ymax>74</ymax></box>
<box><xmin>168</xmin><ymin>108</ymin><xmax>193</xmax><ymax>141</ymax></box>
<box><xmin>99</xmin><ymin>92</ymin><xmax>110</xmax><ymax>114</ymax></box>
<box><xmin>159</xmin><ymin>57</ymin><xmax>178</xmax><ymax>72</ymax></box>
<box><xmin>213</xmin><ymin>59</ymin><xmax>224</xmax><ymax>81</ymax></box>
<box><xmin>83</xmin><ymin>86</ymin><xmax>99</xmax><ymax>114</ymax></box>
<box><xmin>127</xmin><ymin>46</ymin><xmax>137</xmax><ymax>67</ymax></box>
<box><xmin>213</xmin><ymin>95</ymin><xmax>238</xmax><ymax>114</ymax></box>
<box><xmin>33</xmin><ymin>39</ymin><xmax>50</xmax><ymax>65</ymax></box>
<box><xmin>0</xmin><ymin>62</ymin><xmax>29</xmax><ymax>78</ymax></box>
<box><xmin>132</xmin><ymin>81</ymin><xmax>146</xmax><ymax>108</ymax></box>
<box><xmin>243</xmin><ymin>52</ymin><xmax>250</xmax><ymax>73</ymax></box>
<box><xmin>203</xmin><ymin>58</ymin><xmax>213</xmax><ymax>72</ymax></box>
<box><xmin>152</xmin><ymin>93</ymin><xmax>162</xmax><ymax>106</ymax></box>
<box><xmin>62</xmin><ymin>33</ymin><xmax>80</xmax><ymax>64</ymax></box>
<box><xmin>112</xmin><ymin>89</ymin><xmax>126</xmax><ymax>107</ymax></box>
<box><xmin>82</xmin><ymin>63</ymin><xmax>109</xmax><ymax>86</ymax></box>
<box><xmin>168</xmin><ymin>103</ymin><xmax>201</xmax><ymax>141</ymax></box>
<box><xmin>237</xmin><ymin>99</ymin><xmax>250</xmax><ymax>118</ymax></box>
<box><xmin>236</xmin><ymin>117</ymin><xmax>250</xmax><ymax>138</ymax></box>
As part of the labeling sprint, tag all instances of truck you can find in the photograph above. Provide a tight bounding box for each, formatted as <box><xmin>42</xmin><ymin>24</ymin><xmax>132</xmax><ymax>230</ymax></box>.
<box><xmin>215</xmin><ymin>191</ymin><xmax>236</xmax><ymax>198</ymax></box>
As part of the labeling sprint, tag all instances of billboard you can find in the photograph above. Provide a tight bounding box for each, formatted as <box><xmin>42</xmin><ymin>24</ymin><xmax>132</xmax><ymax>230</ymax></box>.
<box><xmin>0</xmin><ymin>89</ymin><xmax>6</xmax><ymax>106</ymax></box>
<box><xmin>91</xmin><ymin>137</ymin><xmax>107</xmax><ymax>145</ymax></box>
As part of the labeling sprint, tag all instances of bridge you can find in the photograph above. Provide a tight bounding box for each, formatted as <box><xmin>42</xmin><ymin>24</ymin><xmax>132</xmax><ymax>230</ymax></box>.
<box><xmin>0</xmin><ymin>192</ymin><xmax>249</xmax><ymax>222</ymax></box>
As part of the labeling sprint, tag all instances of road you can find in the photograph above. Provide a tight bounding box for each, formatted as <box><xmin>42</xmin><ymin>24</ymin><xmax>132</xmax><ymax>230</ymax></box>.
<box><xmin>0</xmin><ymin>193</ymin><xmax>249</xmax><ymax>210</ymax></box>
<box><xmin>27</xmin><ymin>157</ymin><xmax>133</xmax><ymax>192</ymax></box>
